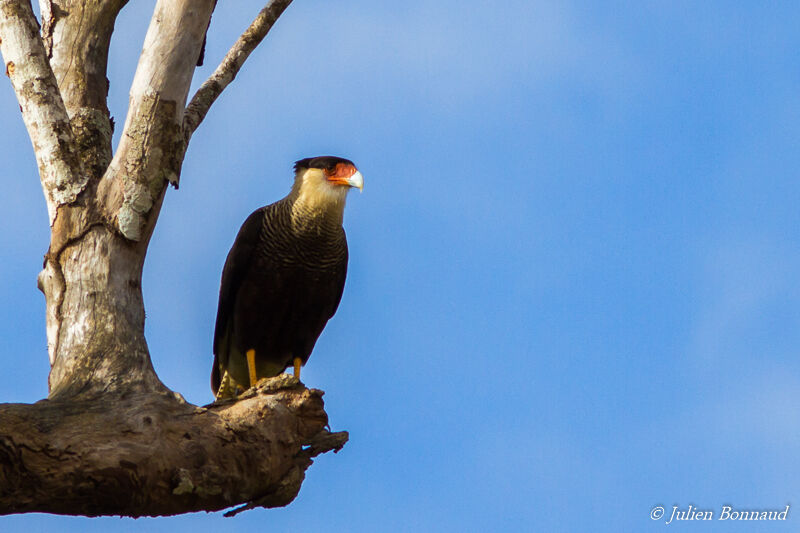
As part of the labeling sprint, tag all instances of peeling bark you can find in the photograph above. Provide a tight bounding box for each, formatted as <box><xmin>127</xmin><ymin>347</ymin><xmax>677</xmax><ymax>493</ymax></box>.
<box><xmin>48</xmin><ymin>0</ymin><xmax>216</xmax><ymax>388</ymax></box>
<box><xmin>0</xmin><ymin>0</ymin><xmax>345</xmax><ymax>517</ymax></box>
<box><xmin>101</xmin><ymin>0</ymin><xmax>216</xmax><ymax>235</ymax></box>
<box><xmin>0</xmin><ymin>377</ymin><xmax>348</xmax><ymax>516</ymax></box>
<box><xmin>0</xmin><ymin>0</ymin><xmax>86</xmax><ymax>224</ymax></box>
<box><xmin>40</xmin><ymin>0</ymin><xmax>127</xmax><ymax>180</ymax></box>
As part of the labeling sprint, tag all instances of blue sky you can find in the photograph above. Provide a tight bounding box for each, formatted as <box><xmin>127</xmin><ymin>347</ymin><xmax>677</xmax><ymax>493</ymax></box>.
<box><xmin>1</xmin><ymin>1</ymin><xmax>800</xmax><ymax>531</ymax></box>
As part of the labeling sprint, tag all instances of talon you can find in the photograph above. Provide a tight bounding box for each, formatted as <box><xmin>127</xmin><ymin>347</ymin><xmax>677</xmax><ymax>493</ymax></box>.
<box><xmin>215</xmin><ymin>370</ymin><xmax>241</xmax><ymax>400</ymax></box>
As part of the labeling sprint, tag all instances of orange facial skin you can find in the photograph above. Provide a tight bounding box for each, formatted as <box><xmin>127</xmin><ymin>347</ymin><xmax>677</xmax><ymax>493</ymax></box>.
<box><xmin>325</xmin><ymin>163</ymin><xmax>358</xmax><ymax>186</ymax></box>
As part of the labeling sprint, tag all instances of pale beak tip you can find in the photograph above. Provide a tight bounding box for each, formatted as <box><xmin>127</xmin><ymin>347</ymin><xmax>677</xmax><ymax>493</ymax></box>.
<box><xmin>349</xmin><ymin>170</ymin><xmax>364</xmax><ymax>193</ymax></box>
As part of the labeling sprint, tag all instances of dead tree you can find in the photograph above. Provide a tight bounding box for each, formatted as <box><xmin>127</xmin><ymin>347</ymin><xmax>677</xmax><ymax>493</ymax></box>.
<box><xmin>0</xmin><ymin>0</ymin><xmax>347</xmax><ymax>516</ymax></box>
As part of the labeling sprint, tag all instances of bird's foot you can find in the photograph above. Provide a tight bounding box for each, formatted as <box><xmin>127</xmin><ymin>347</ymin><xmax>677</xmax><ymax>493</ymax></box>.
<box><xmin>215</xmin><ymin>370</ymin><xmax>243</xmax><ymax>400</ymax></box>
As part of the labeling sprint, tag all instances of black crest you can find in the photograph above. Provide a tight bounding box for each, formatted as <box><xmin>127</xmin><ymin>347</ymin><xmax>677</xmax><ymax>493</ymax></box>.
<box><xmin>294</xmin><ymin>156</ymin><xmax>355</xmax><ymax>173</ymax></box>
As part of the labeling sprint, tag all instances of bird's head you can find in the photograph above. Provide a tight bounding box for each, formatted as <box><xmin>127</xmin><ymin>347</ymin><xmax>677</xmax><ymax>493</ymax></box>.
<box><xmin>290</xmin><ymin>156</ymin><xmax>363</xmax><ymax>213</ymax></box>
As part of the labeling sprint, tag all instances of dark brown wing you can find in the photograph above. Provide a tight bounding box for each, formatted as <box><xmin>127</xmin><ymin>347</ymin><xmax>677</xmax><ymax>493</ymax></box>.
<box><xmin>328</xmin><ymin>234</ymin><xmax>348</xmax><ymax>317</ymax></box>
<box><xmin>211</xmin><ymin>207</ymin><xmax>265</xmax><ymax>393</ymax></box>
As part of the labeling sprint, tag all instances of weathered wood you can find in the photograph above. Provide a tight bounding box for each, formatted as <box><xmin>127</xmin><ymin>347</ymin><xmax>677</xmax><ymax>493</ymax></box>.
<box><xmin>46</xmin><ymin>225</ymin><xmax>166</xmax><ymax>397</ymax></box>
<box><xmin>52</xmin><ymin>0</ymin><xmax>216</xmax><ymax>394</ymax></box>
<box><xmin>40</xmin><ymin>0</ymin><xmax>128</xmax><ymax>180</ymax></box>
<box><xmin>0</xmin><ymin>0</ymin><xmax>85</xmax><ymax>224</ymax></box>
<box><xmin>0</xmin><ymin>376</ymin><xmax>348</xmax><ymax>516</ymax></box>
<box><xmin>101</xmin><ymin>0</ymin><xmax>216</xmax><ymax>239</ymax></box>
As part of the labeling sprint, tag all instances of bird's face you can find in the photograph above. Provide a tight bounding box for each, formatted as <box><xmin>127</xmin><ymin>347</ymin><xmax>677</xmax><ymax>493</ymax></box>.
<box><xmin>292</xmin><ymin>157</ymin><xmax>363</xmax><ymax>209</ymax></box>
<box><xmin>323</xmin><ymin>162</ymin><xmax>364</xmax><ymax>192</ymax></box>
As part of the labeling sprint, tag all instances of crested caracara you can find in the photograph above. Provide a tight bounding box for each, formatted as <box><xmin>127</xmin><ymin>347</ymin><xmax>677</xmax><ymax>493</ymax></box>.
<box><xmin>212</xmin><ymin>156</ymin><xmax>363</xmax><ymax>398</ymax></box>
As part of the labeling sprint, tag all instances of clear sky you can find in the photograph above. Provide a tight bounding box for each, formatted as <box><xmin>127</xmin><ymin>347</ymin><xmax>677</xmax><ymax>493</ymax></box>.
<box><xmin>1</xmin><ymin>1</ymin><xmax>799</xmax><ymax>532</ymax></box>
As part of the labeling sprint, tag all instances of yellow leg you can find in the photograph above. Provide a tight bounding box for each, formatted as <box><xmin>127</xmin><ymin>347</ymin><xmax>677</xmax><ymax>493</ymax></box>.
<box><xmin>246</xmin><ymin>349</ymin><xmax>257</xmax><ymax>387</ymax></box>
<box><xmin>293</xmin><ymin>357</ymin><xmax>302</xmax><ymax>380</ymax></box>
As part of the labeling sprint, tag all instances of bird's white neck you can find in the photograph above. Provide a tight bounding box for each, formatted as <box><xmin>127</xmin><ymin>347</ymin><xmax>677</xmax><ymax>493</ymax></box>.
<box><xmin>288</xmin><ymin>168</ymin><xmax>348</xmax><ymax>226</ymax></box>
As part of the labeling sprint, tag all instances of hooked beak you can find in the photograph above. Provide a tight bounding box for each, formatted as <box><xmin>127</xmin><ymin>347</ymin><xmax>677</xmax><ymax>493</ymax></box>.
<box><xmin>328</xmin><ymin>170</ymin><xmax>364</xmax><ymax>192</ymax></box>
<box><xmin>348</xmin><ymin>170</ymin><xmax>364</xmax><ymax>192</ymax></box>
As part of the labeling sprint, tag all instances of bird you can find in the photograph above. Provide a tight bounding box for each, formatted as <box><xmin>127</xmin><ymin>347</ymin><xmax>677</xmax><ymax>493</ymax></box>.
<box><xmin>211</xmin><ymin>156</ymin><xmax>363</xmax><ymax>398</ymax></box>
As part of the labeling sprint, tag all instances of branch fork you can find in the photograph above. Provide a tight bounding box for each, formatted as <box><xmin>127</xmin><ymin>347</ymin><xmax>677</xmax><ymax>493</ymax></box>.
<box><xmin>0</xmin><ymin>0</ymin><xmax>344</xmax><ymax>518</ymax></box>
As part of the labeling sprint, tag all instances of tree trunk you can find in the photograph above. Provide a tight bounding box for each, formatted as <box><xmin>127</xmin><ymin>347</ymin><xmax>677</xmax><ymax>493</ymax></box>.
<box><xmin>0</xmin><ymin>0</ymin><xmax>346</xmax><ymax>516</ymax></box>
<box><xmin>38</xmin><ymin>0</ymin><xmax>208</xmax><ymax>396</ymax></box>
<box><xmin>43</xmin><ymin>224</ymin><xmax>165</xmax><ymax>398</ymax></box>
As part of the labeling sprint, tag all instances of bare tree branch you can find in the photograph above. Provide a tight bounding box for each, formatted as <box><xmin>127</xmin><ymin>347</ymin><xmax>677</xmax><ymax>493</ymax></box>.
<box><xmin>183</xmin><ymin>0</ymin><xmax>294</xmax><ymax>143</ymax></box>
<box><xmin>99</xmin><ymin>0</ymin><xmax>216</xmax><ymax>241</ymax></box>
<box><xmin>0</xmin><ymin>376</ymin><xmax>349</xmax><ymax>516</ymax></box>
<box><xmin>0</xmin><ymin>0</ymin><xmax>85</xmax><ymax>224</ymax></box>
<box><xmin>39</xmin><ymin>0</ymin><xmax>129</xmax><ymax>180</ymax></box>
<box><xmin>223</xmin><ymin>428</ymin><xmax>349</xmax><ymax>517</ymax></box>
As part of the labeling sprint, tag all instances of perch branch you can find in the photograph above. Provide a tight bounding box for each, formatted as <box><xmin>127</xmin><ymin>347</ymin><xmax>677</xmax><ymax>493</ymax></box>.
<box><xmin>223</xmin><ymin>429</ymin><xmax>348</xmax><ymax>517</ymax></box>
<box><xmin>0</xmin><ymin>376</ymin><xmax>348</xmax><ymax>516</ymax></box>
<box><xmin>183</xmin><ymin>0</ymin><xmax>294</xmax><ymax>141</ymax></box>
